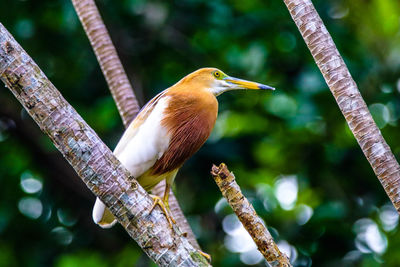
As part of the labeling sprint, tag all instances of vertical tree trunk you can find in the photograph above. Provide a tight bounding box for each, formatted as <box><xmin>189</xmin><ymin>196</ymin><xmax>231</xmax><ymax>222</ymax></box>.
<box><xmin>0</xmin><ymin>22</ymin><xmax>209</xmax><ymax>267</ymax></box>
<box><xmin>283</xmin><ymin>0</ymin><xmax>400</xmax><ymax>212</ymax></box>
<box><xmin>71</xmin><ymin>0</ymin><xmax>201</xmax><ymax>249</ymax></box>
<box><xmin>71</xmin><ymin>0</ymin><xmax>139</xmax><ymax>127</ymax></box>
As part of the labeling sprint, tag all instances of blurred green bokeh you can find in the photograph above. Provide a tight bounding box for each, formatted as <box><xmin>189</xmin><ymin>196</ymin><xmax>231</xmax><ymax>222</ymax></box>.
<box><xmin>1</xmin><ymin>0</ymin><xmax>400</xmax><ymax>266</ymax></box>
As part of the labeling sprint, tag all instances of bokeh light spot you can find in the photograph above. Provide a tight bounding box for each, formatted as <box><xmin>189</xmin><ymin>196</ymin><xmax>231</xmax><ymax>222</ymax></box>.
<box><xmin>239</xmin><ymin>249</ymin><xmax>263</xmax><ymax>265</ymax></box>
<box><xmin>354</xmin><ymin>218</ymin><xmax>388</xmax><ymax>254</ymax></box>
<box><xmin>328</xmin><ymin>4</ymin><xmax>349</xmax><ymax>19</ymax></box>
<box><xmin>278</xmin><ymin>240</ymin><xmax>298</xmax><ymax>262</ymax></box>
<box><xmin>57</xmin><ymin>209</ymin><xmax>78</xmax><ymax>227</ymax></box>
<box><xmin>296</xmin><ymin>68</ymin><xmax>325</xmax><ymax>94</ymax></box>
<box><xmin>274</xmin><ymin>176</ymin><xmax>298</xmax><ymax>210</ymax></box>
<box><xmin>265</xmin><ymin>94</ymin><xmax>297</xmax><ymax>119</ymax></box>
<box><xmin>222</xmin><ymin>214</ymin><xmax>242</xmax><ymax>236</ymax></box>
<box><xmin>18</xmin><ymin>197</ymin><xmax>43</xmax><ymax>219</ymax></box>
<box><xmin>51</xmin><ymin>226</ymin><xmax>73</xmax><ymax>245</ymax></box>
<box><xmin>20</xmin><ymin>171</ymin><xmax>42</xmax><ymax>194</ymax></box>
<box><xmin>214</xmin><ymin>197</ymin><xmax>229</xmax><ymax>214</ymax></box>
<box><xmin>379</xmin><ymin>203</ymin><xmax>399</xmax><ymax>232</ymax></box>
<box><xmin>296</xmin><ymin>204</ymin><xmax>313</xmax><ymax>225</ymax></box>
<box><xmin>223</xmin><ymin>214</ymin><xmax>259</xmax><ymax>256</ymax></box>
<box><xmin>369</xmin><ymin>103</ymin><xmax>390</xmax><ymax>128</ymax></box>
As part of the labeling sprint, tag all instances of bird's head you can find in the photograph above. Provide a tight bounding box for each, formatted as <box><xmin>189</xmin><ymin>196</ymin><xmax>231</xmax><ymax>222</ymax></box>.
<box><xmin>176</xmin><ymin>68</ymin><xmax>275</xmax><ymax>96</ymax></box>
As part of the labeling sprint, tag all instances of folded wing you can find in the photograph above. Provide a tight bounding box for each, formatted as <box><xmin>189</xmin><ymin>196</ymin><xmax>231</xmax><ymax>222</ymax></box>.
<box><xmin>92</xmin><ymin>91</ymin><xmax>171</xmax><ymax>228</ymax></box>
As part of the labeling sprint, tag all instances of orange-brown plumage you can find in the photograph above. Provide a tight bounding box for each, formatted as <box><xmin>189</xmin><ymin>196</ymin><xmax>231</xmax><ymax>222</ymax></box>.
<box><xmin>92</xmin><ymin>67</ymin><xmax>274</xmax><ymax>228</ymax></box>
<box><xmin>152</xmin><ymin>82</ymin><xmax>218</xmax><ymax>175</ymax></box>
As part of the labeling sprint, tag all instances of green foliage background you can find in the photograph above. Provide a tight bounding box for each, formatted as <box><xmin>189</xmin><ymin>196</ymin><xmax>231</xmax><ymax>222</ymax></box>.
<box><xmin>1</xmin><ymin>0</ymin><xmax>400</xmax><ymax>266</ymax></box>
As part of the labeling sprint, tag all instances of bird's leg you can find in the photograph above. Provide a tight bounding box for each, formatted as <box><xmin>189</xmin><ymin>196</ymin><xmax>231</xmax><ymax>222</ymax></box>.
<box><xmin>163</xmin><ymin>183</ymin><xmax>211</xmax><ymax>262</ymax></box>
<box><xmin>149</xmin><ymin>182</ymin><xmax>177</xmax><ymax>227</ymax></box>
<box><xmin>162</xmin><ymin>182</ymin><xmax>176</xmax><ymax>225</ymax></box>
<box><xmin>199</xmin><ymin>251</ymin><xmax>212</xmax><ymax>262</ymax></box>
<box><xmin>149</xmin><ymin>194</ymin><xmax>174</xmax><ymax>228</ymax></box>
<box><xmin>158</xmin><ymin>183</ymin><xmax>210</xmax><ymax>261</ymax></box>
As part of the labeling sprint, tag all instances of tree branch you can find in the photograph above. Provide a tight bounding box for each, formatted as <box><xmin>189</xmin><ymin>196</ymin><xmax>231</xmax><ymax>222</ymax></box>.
<box><xmin>152</xmin><ymin>180</ymin><xmax>201</xmax><ymax>250</ymax></box>
<box><xmin>71</xmin><ymin>0</ymin><xmax>139</xmax><ymax>128</ymax></box>
<box><xmin>0</xmin><ymin>95</ymin><xmax>91</xmax><ymax>200</ymax></box>
<box><xmin>211</xmin><ymin>163</ymin><xmax>292</xmax><ymax>267</ymax></box>
<box><xmin>0</xmin><ymin>22</ymin><xmax>209</xmax><ymax>267</ymax></box>
<box><xmin>70</xmin><ymin>0</ymin><xmax>201</xmax><ymax>250</ymax></box>
<box><xmin>283</xmin><ymin>0</ymin><xmax>400</xmax><ymax>213</ymax></box>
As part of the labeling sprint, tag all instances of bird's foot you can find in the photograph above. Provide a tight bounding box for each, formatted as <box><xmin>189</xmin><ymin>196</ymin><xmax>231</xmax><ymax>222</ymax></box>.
<box><xmin>149</xmin><ymin>194</ymin><xmax>176</xmax><ymax>228</ymax></box>
<box><xmin>199</xmin><ymin>250</ymin><xmax>212</xmax><ymax>262</ymax></box>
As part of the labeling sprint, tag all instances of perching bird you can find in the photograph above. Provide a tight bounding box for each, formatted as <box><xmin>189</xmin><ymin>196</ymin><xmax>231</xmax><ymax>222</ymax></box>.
<box><xmin>93</xmin><ymin>68</ymin><xmax>274</xmax><ymax>228</ymax></box>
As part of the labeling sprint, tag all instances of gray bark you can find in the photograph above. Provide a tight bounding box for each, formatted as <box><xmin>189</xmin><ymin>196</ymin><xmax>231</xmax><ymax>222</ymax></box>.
<box><xmin>71</xmin><ymin>0</ymin><xmax>201</xmax><ymax>249</ymax></box>
<box><xmin>283</xmin><ymin>0</ymin><xmax>400</xmax><ymax>213</ymax></box>
<box><xmin>0</xmin><ymin>22</ymin><xmax>209</xmax><ymax>267</ymax></box>
<box><xmin>71</xmin><ymin>0</ymin><xmax>140</xmax><ymax>128</ymax></box>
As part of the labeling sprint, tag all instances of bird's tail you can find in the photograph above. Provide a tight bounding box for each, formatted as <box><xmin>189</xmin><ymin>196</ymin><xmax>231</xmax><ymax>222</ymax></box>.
<box><xmin>92</xmin><ymin>198</ymin><xmax>117</xmax><ymax>228</ymax></box>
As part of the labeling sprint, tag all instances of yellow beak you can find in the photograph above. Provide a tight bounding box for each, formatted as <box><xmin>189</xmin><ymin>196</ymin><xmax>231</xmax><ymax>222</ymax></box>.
<box><xmin>223</xmin><ymin>76</ymin><xmax>275</xmax><ymax>90</ymax></box>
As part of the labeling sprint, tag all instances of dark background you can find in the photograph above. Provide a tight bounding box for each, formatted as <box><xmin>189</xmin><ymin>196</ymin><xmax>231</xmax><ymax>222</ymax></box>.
<box><xmin>1</xmin><ymin>0</ymin><xmax>400</xmax><ymax>266</ymax></box>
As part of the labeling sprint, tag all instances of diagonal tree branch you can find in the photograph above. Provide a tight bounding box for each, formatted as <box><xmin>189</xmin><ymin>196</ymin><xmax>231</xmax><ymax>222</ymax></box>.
<box><xmin>70</xmin><ymin>0</ymin><xmax>201</xmax><ymax>250</ymax></box>
<box><xmin>283</xmin><ymin>0</ymin><xmax>400</xmax><ymax>213</ymax></box>
<box><xmin>0</xmin><ymin>95</ymin><xmax>91</xmax><ymax>200</ymax></box>
<box><xmin>152</xmin><ymin>180</ymin><xmax>201</xmax><ymax>250</ymax></box>
<box><xmin>0</xmin><ymin>22</ymin><xmax>209</xmax><ymax>267</ymax></box>
<box><xmin>211</xmin><ymin>163</ymin><xmax>292</xmax><ymax>267</ymax></box>
<box><xmin>71</xmin><ymin>0</ymin><xmax>139</xmax><ymax>128</ymax></box>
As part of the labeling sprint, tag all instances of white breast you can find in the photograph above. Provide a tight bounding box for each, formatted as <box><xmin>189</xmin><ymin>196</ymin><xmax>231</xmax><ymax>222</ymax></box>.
<box><xmin>114</xmin><ymin>96</ymin><xmax>171</xmax><ymax>178</ymax></box>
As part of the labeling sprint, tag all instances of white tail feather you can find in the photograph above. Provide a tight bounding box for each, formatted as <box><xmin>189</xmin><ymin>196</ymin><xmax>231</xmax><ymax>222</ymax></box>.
<box><xmin>92</xmin><ymin>198</ymin><xmax>117</xmax><ymax>229</ymax></box>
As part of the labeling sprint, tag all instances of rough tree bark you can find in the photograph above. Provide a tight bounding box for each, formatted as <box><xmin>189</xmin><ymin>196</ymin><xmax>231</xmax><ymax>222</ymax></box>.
<box><xmin>70</xmin><ymin>0</ymin><xmax>201</xmax><ymax>250</ymax></box>
<box><xmin>211</xmin><ymin>164</ymin><xmax>292</xmax><ymax>267</ymax></box>
<box><xmin>152</xmin><ymin>180</ymin><xmax>201</xmax><ymax>250</ymax></box>
<box><xmin>71</xmin><ymin>0</ymin><xmax>139</xmax><ymax>128</ymax></box>
<box><xmin>283</xmin><ymin>0</ymin><xmax>400</xmax><ymax>212</ymax></box>
<box><xmin>0</xmin><ymin>23</ymin><xmax>209</xmax><ymax>267</ymax></box>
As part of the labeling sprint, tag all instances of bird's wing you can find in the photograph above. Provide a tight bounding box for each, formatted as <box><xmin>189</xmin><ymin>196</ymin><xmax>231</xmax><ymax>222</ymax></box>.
<box><xmin>113</xmin><ymin>90</ymin><xmax>167</xmax><ymax>156</ymax></box>
<box><xmin>92</xmin><ymin>90</ymin><xmax>171</xmax><ymax>228</ymax></box>
<box><xmin>114</xmin><ymin>90</ymin><xmax>171</xmax><ymax>178</ymax></box>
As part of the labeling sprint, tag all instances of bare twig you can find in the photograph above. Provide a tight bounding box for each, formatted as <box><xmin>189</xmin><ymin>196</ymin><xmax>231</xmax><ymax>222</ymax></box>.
<box><xmin>0</xmin><ymin>23</ymin><xmax>210</xmax><ymax>267</ymax></box>
<box><xmin>283</xmin><ymin>0</ymin><xmax>400</xmax><ymax>212</ymax></box>
<box><xmin>71</xmin><ymin>0</ymin><xmax>201</xmax><ymax>250</ymax></box>
<box><xmin>71</xmin><ymin>0</ymin><xmax>139</xmax><ymax>127</ymax></box>
<box><xmin>211</xmin><ymin>163</ymin><xmax>292</xmax><ymax>267</ymax></box>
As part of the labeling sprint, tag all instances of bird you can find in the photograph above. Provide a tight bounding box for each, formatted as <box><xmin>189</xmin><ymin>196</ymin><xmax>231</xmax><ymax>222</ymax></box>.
<box><xmin>92</xmin><ymin>67</ymin><xmax>274</xmax><ymax>228</ymax></box>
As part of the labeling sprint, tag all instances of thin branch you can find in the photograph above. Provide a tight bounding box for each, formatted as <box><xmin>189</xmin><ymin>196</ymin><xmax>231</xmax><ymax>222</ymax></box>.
<box><xmin>283</xmin><ymin>0</ymin><xmax>400</xmax><ymax>212</ymax></box>
<box><xmin>211</xmin><ymin>163</ymin><xmax>292</xmax><ymax>267</ymax></box>
<box><xmin>71</xmin><ymin>0</ymin><xmax>139</xmax><ymax>128</ymax></box>
<box><xmin>70</xmin><ymin>0</ymin><xmax>201</xmax><ymax>250</ymax></box>
<box><xmin>0</xmin><ymin>22</ymin><xmax>210</xmax><ymax>267</ymax></box>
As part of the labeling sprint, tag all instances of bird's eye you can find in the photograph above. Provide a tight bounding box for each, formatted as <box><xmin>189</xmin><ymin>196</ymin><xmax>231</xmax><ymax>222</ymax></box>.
<box><xmin>214</xmin><ymin>71</ymin><xmax>221</xmax><ymax>78</ymax></box>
